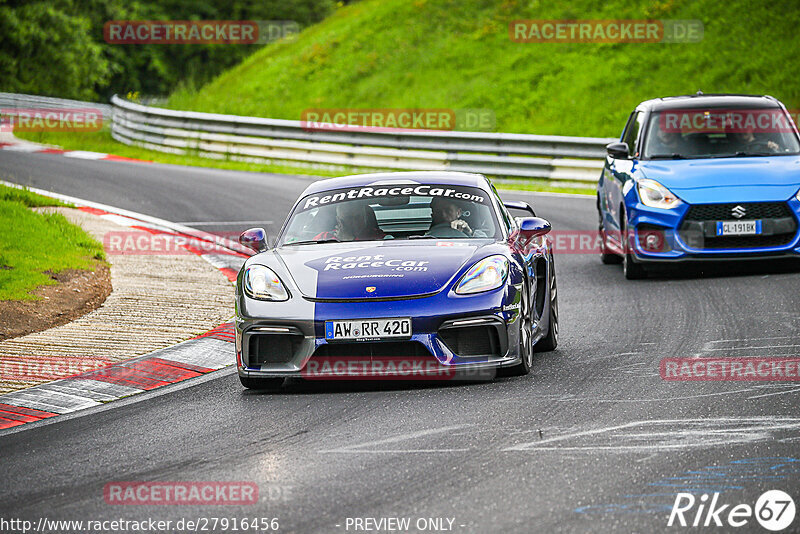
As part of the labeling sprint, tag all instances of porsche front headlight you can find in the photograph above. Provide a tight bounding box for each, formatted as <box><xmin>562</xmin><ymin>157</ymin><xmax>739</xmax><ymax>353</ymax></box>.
<box><xmin>455</xmin><ymin>255</ymin><xmax>509</xmax><ymax>295</ymax></box>
<box><xmin>244</xmin><ymin>265</ymin><xmax>289</xmax><ymax>301</ymax></box>
<box><xmin>637</xmin><ymin>179</ymin><xmax>682</xmax><ymax>209</ymax></box>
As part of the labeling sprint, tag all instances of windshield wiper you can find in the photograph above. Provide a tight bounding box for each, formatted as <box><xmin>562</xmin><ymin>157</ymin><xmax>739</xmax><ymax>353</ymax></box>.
<box><xmin>701</xmin><ymin>153</ymin><xmax>743</xmax><ymax>159</ymax></box>
<box><xmin>285</xmin><ymin>238</ymin><xmax>340</xmax><ymax>246</ymax></box>
<box><xmin>733</xmin><ymin>151</ymin><xmax>774</xmax><ymax>157</ymax></box>
<box><xmin>648</xmin><ymin>153</ymin><xmax>685</xmax><ymax>159</ymax></box>
<box><xmin>408</xmin><ymin>235</ymin><xmax>438</xmax><ymax>239</ymax></box>
<box><xmin>702</xmin><ymin>152</ymin><xmax>775</xmax><ymax>159</ymax></box>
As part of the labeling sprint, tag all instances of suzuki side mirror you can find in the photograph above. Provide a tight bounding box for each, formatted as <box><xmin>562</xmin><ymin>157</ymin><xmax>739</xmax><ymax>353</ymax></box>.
<box><xmin>606</xmin><ymin>141</ymin><xmax>630</xmax><ymax>159</ymax></box>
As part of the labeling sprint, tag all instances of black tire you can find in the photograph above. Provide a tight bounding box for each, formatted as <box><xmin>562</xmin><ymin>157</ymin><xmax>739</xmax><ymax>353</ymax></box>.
<box><xmin>239</xmin><ymin>375</ymin><xmax>285</xmax><ymax>390</ymax></box>
<box><xmin>599</xmin><ymin>209</ymin><xmax>622</xmax><ymax>265</ymax></box>
<box><xmin>623</xmin><ymin>251</ymin><xmax>647</xmax><ymax>280</ymax></box>
<box><xmin>534</xmin><ymin>257</ymin><xmax>559</xmax><ymax>352</ymax></box>
<box><xmin>620</xmin><ymin>208</ymin><xmax>647</xmax><ymax>280</ymax></box>
<box><xmin>502</xmin><ymin>279</ymin><xmax>533</xmax><ymax>377</ymax></box>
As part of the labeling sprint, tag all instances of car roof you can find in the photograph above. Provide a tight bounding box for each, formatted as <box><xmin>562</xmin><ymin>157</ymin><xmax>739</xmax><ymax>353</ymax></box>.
<box><xmin>636</xmin><ymin>93</ymin><xmax>783</xmax><ymax>112</ymax></box>
<box><xmin>299</xmin><ymin>171</ymin><xmax>491</xmax><ymax>196</ymax></box>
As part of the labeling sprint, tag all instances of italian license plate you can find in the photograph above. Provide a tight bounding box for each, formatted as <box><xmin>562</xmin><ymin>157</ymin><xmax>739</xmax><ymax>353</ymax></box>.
<box><xmin>325</xmin><ymin>318</ymin><xmax>411</xmax><ymax>341</ymax></box>
<box><xmin>716</xmin><ymin>220</ymin><xmax>761</xmax><ymax>236</ymax></box>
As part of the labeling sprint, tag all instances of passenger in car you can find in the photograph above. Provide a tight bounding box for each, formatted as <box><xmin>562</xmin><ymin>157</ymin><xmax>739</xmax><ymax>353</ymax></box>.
<box><xmin>314</xmin><ymin>202</ymin><xmax>386</xmax><ymax>241</ymax></box>
<box><xmin>650</xmin><ymin>128</ymin><xmax>689</xmax><ymax>156</ymax></box>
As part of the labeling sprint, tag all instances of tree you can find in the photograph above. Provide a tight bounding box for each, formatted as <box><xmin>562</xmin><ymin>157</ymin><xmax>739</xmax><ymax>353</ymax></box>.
<box><xmin>0</xmin><ymin>0</ymin><xmax>110</xmax><ymax>99</ymax></box>
<box><xmin>0</xmin><ymin>0</ymin><xmax>336</xmax><ymax>100</ymax></box>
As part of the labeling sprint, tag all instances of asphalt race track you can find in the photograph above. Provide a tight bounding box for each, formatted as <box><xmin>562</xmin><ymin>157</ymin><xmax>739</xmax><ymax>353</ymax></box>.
<box><xmin>2</xmin><ymin>150</ymin><xmax>800</xmax><ymax>533</ymax></box>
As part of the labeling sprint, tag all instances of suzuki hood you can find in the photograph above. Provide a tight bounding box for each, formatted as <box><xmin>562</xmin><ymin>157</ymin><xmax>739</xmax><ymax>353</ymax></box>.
<box><xmin>274</xmin><ymin>241</ymin><xmax>489</xmax><ymax>299</ymax></box>
<box><xmin>639</xmin><ymin>156</ymin><xmax>800</xmax><ymax>203</ymax></box>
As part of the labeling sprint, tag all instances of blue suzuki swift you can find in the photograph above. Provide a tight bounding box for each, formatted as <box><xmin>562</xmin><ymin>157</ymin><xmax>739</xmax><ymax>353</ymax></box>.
<box><xmin>597</xmin><ymin>93</ymin><xmax>800</xmax><ymax>279</ymax></box>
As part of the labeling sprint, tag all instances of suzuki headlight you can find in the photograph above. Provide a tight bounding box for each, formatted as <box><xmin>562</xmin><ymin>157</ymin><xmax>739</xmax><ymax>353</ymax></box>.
<box><xmin>455</xmin><ymin>255</ymin><xmax>509</xmax><ymax>295</ymax></box>
<box><xmin>795</xmin><ymin>188</ymin><xmax>800</xmax><ymax>202</ymax></box>
<box><xmin>244</xmin><ymin>265</ymin><xmax>289</xmax><ymax>301</ymax></box>
<box><xmin>637</xmin><ymin>179</ymin><xmax>682</xmax><ymax>209</ymax></box>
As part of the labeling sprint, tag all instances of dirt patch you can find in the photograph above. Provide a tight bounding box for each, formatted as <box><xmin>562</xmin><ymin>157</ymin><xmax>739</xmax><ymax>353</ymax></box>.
<box><xmin>0</xmin><ymin>263</ymin><xmax>111</xmax><ymax>341</ymax></box>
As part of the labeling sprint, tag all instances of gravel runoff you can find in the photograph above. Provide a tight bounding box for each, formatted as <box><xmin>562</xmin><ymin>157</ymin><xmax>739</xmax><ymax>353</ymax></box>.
<box><xmin>0</xmin><ymin>207</ymin><xmax>235</xmax><ymax>394</ymax></box>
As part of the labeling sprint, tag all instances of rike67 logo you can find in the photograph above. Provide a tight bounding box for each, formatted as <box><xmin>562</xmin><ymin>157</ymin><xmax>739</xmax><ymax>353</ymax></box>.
<box><xmin>668</xmin><ymin>490</ymin><xmax>796</xmax><ymax>531</ymax></box>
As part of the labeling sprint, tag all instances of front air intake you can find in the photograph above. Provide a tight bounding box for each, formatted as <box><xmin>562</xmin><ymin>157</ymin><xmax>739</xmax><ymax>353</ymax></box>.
<box><xmin>248</xmin><ymin>333</ymin><xmax>303</xmax><ymax>365</ymax></box>
<box><xmin>439</xmin><ymin>326</ymin><xmax>501</xmax><ymax>358</ymax></box>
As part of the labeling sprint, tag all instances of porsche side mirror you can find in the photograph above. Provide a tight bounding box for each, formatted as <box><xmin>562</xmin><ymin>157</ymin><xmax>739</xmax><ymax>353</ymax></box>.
<box><xmin>512</xmin><ymin>217</ymin><xmax>551</xmax><ymax>252</ymax></box>
<box><xmin>606</xmin><ymin>141</ymin><xmax>630</xmax><ymax>159</ymax></box>
<box><xmin>239</xmin><ymin>227</ymin><xmax>268</xmax><ymax>253</ymax></box>
<box><xmin>518</xmin><ymin>217</ymin><xmax>551</xmax><ymax>238</ymax></box>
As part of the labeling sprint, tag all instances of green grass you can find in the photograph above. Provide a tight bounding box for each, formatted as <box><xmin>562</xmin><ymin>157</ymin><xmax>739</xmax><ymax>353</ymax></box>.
<box><xmin>0</xmin><ymin>184</ymin><xmax>71</xmax><ymax>208</ymax></box>
<box><xmin>491</xmin><ymin>179</ymin><xmax>594</xmax><ymax>196</ymax></box>
<box><xmin>0</xmin><ymin>184</ymin><xmax>105</xmax><ymax>301</ymax></box>
<box><xmin>164</xmin><ymin>0</ymin><xmax>800</xmax><ymax>137</ymax></box>
<box><xmin>19</xmin><ymin>0</ymin><xmax>800</xmax><ymax>195</ymax></box>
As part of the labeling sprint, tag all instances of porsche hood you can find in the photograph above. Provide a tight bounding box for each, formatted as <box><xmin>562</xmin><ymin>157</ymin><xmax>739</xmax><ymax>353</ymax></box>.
<box><xmin>273</xmin><ymin>241</ymin><xmax>490</xmax><ymax>299</ymax></box>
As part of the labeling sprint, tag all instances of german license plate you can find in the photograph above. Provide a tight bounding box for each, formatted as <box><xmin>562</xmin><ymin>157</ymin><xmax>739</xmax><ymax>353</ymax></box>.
<box><xmin>325</xmin><ymin>318</ymin><xmax>411</xmax><ymax>341</ymax></box>
<box><xmin>716</xmin><ymin>220</ymin><xmax>761</xmax><ymax>236</ymax></box>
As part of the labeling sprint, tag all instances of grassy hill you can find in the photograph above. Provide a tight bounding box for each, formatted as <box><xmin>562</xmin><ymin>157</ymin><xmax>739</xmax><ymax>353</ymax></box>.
<box><xmin>167</xmin><ymin>0</ymin><xmax>800</xmax><ymax>137</ymax></box>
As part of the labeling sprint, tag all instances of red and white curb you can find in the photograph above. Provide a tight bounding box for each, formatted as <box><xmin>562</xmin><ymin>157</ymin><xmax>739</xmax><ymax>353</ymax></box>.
<box><xmin>77</xmin><ymin>205</ymin><xmax>247</xmax><ymax>282</ymax></box>
<box><xmin>0</xmin><ymin>138</ymin><xmax>151</xmax><ymax>163</ymax></box>
<box><xmin>0</xmin><ymin>183</ymin><xmax>254</xmax><ymax>432</ymax></box>
<box><xmin>0</xmin><ymin>325</ymin><xmax>235</xmax><ymax>428</ymax></box>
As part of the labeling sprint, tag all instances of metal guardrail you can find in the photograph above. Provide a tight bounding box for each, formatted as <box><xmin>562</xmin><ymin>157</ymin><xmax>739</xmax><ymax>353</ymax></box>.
<box><xmin>110</xmin><ymin>95</ymin><xmax>614</xmax><ymax>183</ymax></box>
<box><xmin>0</xmin><ymin>92</ymin><xmax>112</xmax><ymax>120</ymax></box>
<box><xmin>0</xmin><ymin>92</ymin><xmax>613</xmax><ymax>182</ymax></box>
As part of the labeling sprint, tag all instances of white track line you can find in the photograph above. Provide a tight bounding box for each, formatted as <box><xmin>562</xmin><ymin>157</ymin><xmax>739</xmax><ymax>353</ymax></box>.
<box><xmin>703</xmin><ymin>344</ymin><xmax>800</xmax><ymax>351</ymax></box>
<box><xmin>708</xmin><ymin>336</ymin><xmax>798</xmax><ymax>344</ymax></box>
<box><xmin>320</xmin><ymin>425</ymin><xmax>472</xmax><ymax>454</ymax></box>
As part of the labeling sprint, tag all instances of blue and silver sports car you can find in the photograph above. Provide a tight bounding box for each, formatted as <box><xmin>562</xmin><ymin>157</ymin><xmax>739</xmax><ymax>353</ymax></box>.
<box><xmin>598</xmin><ymin>93</ymin><xmax>800</xmax><ymax>279</ymax></box>
<box><xmin>235</xmin><ymin>171</ymin><xmax>558</xmax><ymax>389</ymax></box>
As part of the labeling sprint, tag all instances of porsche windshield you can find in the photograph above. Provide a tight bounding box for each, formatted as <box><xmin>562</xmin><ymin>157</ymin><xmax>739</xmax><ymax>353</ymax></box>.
<box><xmin>643</xmin><ymin>108</ymin><xmax>800</xmax><ymax>159</ymax></box>
<box><xmin>280</xmin><ymin>184</ymin><xmax>502</xmax><ymax>245</ymax></box>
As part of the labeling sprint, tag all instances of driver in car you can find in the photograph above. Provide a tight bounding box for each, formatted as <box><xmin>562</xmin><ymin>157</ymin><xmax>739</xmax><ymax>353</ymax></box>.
<box><xmin>427</xmin><ymin>197</ymin><xmax>477</xmax><ymax>237</ymax></box>
<box><xmin>727</xmin><ymin>125</ymin><xmax>780</xmax><ymax>153</ymax></box>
